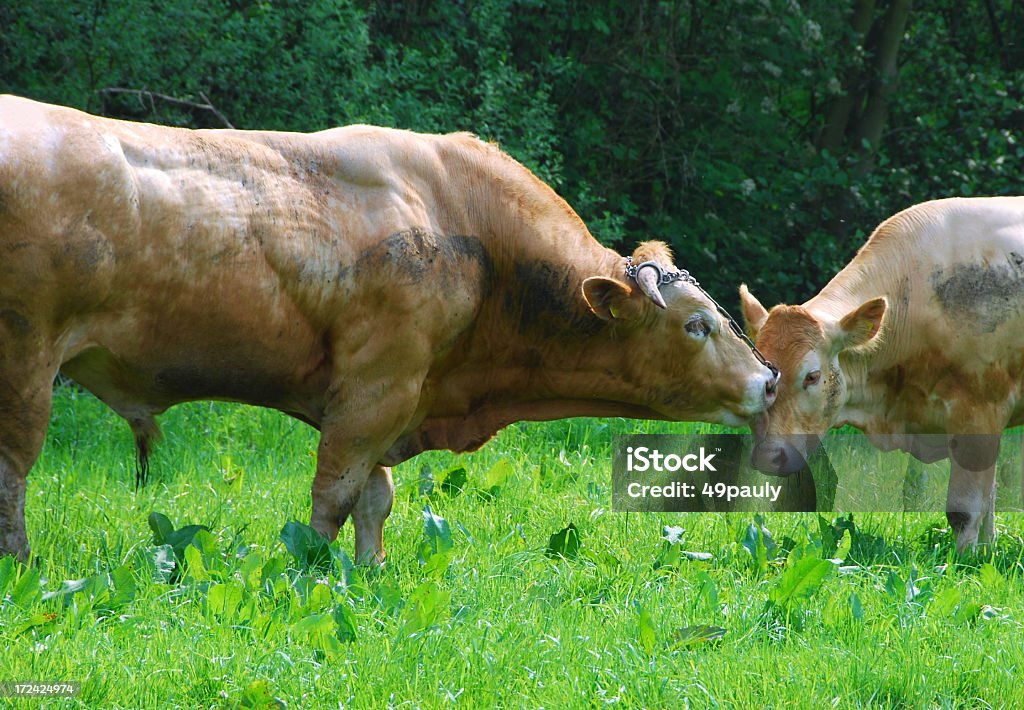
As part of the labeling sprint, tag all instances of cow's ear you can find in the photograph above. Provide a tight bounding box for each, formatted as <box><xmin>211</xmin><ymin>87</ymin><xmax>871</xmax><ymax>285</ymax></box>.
<box><xmin>838</xmin><ymin>297</ymin><xmax>887</xmax><ymax>350</ymax></box>
<box><xmin>583</xmin><ymin>277</ymin><xmax>644</xmax><ymax>321</ymax></box>
<box><xmin>739</xmin><ymin>284</ymin><xmax>768</xmax><ymax>337</ymax></box>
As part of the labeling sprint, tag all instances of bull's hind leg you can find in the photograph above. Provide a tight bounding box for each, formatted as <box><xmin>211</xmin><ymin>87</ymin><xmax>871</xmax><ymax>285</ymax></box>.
<box><xmin>0</xmin><ymin>370</ymin><xmax>56</xmax><ymax>561</ymax></box>
<box><xmin>352</xmin><ymin>465</ymin><xmax>394</xmax><ymax>565</ymax></box>
<box><xmin>947</xmin><ymin>434</ymin><xmax>1000</xmax><ymax>553</ymax></box>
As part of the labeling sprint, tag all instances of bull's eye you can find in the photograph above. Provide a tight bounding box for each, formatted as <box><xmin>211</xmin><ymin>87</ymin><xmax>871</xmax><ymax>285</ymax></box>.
<box><xmin>685</xmin><ymin>314</ymin><xmax>711</xmax><ymax>338</ymax></box>
<box><xmin>803</xmin><ymin>370</ymin><xmax>822</xmax><ymax>388</ymax></box>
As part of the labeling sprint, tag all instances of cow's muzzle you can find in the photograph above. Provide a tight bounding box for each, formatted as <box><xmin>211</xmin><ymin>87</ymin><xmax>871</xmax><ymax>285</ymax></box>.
<box><xmin>751</xmin><ymin>437</ymin><xmax>811</xmax><ymax>476</ymax></box>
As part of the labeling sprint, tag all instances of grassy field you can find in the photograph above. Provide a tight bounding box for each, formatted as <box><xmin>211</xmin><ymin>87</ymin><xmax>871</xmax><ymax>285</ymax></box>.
<box><xmin>1</xmin><ymin>385</ymin><xmax>1023</xmax><ymax>708</ymax></box>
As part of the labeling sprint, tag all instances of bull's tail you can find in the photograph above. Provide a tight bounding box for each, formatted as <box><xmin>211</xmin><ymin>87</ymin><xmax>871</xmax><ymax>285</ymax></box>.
<box><xmin>130</xmin><ymin>416</ymin><xmax>162</xmax><ymax>489</ymax></box>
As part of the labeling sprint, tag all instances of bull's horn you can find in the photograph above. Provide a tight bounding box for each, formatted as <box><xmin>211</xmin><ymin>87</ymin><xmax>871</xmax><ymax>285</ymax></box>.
<box><xmin>636</xmin><ymin>265</ymin><xmax>667</xmax><ymax>309</ymax></box>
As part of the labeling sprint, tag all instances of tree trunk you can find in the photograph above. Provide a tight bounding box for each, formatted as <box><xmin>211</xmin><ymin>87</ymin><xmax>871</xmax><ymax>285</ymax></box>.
<box><xmin>851</xmin><ymin>0</ymin><xmax>914</xmax><ymax>159</ymax></box>
<box><xmin>818</xmin><ymin>0</ymin><xmax>878</xmax><ymax>155</ymax></box>
<box><xmin>817</xmin><ymin>0</ymin><xmax>912</xmax><ymax>161</ymax></box>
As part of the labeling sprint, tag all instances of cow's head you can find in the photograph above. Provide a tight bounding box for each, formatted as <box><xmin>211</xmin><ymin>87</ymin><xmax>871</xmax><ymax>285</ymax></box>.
<box><xmin>581</xmin><ymin>242</ymin><xmax>778</xmax><ymax>425</ymax></box>
<box><xmin>739</xmin><ymin>284</ymin><xmax>887</xmax><ymax>474</ymax></box>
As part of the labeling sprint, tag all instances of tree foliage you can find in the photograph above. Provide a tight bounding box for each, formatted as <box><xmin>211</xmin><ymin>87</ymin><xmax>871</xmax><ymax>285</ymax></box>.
<box><xmin>2</xmin><ymin>0</ymin><xmax>1021</xmax><ymax>306</ymax></box>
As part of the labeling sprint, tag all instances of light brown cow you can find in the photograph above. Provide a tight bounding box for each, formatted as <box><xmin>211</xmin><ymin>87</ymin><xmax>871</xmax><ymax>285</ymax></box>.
<box><xmin>0</xmin><ymin>96</ymin><xmax>777</xmax><ymax>562</ymax></box>
<box><xmin>740</xmin><ymin>197</ymin><xmax>1024</xmax><ymax>551</ymax></box>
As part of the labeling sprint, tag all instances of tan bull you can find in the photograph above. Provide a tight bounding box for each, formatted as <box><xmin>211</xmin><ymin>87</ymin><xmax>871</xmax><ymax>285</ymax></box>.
<box><xmin>740</xmin><ymin>197</ymin><xmax>1024</xmax><ymax>551</ymax></box>
<box><xmin>0</xmin><ymin>96</ymin><xmax>777</xmax><ymax>562</ymax></box>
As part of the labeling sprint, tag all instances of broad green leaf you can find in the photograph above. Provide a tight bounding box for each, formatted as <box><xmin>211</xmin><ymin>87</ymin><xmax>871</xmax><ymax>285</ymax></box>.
<box><xmin>769</xmin><ymin>557</ymin><xmax>834</xmax><ymax>610</ymax></box>
<box><xmin>165</xmin><ymin>525</ymin><xmax>210</xmax><ymax>560</ymax></box>
<box><xmin>670</xmin><ymin>624</ymin><xmax>727</xmax><ymax>649</ymax></box>
<box><xmin>333</xmin><ymin>602</ymin><xmax>358</xmax><ymax>643</ymax></box>
<box><xmin>662</xmin><ymin>526</ymin><xmax>686</xmax><ymax>545</ymax></box>
<box><xmin>190</xmin><ymin>529</ymin><xmax>220</xmax><ymax>557</ymax></box>
<box><xmin>302</xmin><ymin>583</ymin><xmax>333</xmax><ymax>614</ymax></box>
<box><xmin>147</xmin><ymin>512</ymin><xmax>174</xmax><ymax>545</ymax></box>
<box><xmin>834</xmin><ymin>528</ymin><xmax>852</xmax><ymax>562</ymax></box>
<box><xmin>580</xmin><ymin>548</ymin><xmax>621</xmax><ymax>572</ymax></box>
<box><xmin>42</xmin><ymin>577</ymin><xmax>92</xmax><ymax>605</ymax></box>
<box><xmin>697</xmin><ymin>572</ymin><xmax>719</xmax><ymax>609</ymax></box>
<box><xmin>929</xmin><ymin>587</ymin><xmax>961</xmax><ymax>618</ymax></box>
<box><xmin>483</xmin><ymin>459</ymin><xmax>514</xmax><ymax>490</ymax></box>
<box><xmin>14</xmin><ymin>611</ymin><xmax>57</xmax><ymax>636</ymax></box>
<box><xmin>954</xmin><ymin>601</ymin><xmax>984</xmax><ymax>625</ymax></box>
<box><xmin>137</xmin><ymin>545</ymin><xmax>176</xmax><ymax>584</ymax></box>
<box><xmin>330</xmin><ymin>547</ymin><xmax>355</xmax><ymax>586</ymax></box>
<box><xmin>653</xmin><ymin>540</ymin><xmax>681</xmax><ymax>570</ymax></box>
<box><xmin>636</xmin><ymin>602</ymin><xmax>657</xmax><ymax>655</ymax></box>
<box><xmin>260</xmin><ymin>555</ymin><xmax>287</xmax><ymax>586</ymax></box>
<box><xmin>237</xmin><ymin>680</ymin><xmax>286</xmax><ymax>709</ymax></box>
<box><xmin>440</xmin><ymin>467</ymin><xmax>468</xmax><ymax>496</ymax></box>
<box><xmin>979</xmin><ymin>563</ymin><xmax>1003</xmax><ymax>589</ymax></box>
<box><xmin>374</xmin><ymin>582</ymin><xmax>404</xmax><ymax>616</ymax></box>
<box><xmin>292</xmin><ymin>612</ymin><xmax>343</xmax><ymax>655</ymax></box>
<box><xmin>240</xmin><ymin>552</ymin><xmax>263</xmax><ymax>589</ymax></box>
<box><xmin>419</xmin><ymin>505</ymin><xmax>454</xmax><ymax>562</ymax></box>
<box><xmin>682</xmin><ymin>551</ymin><xmax>713</xmax><ymax>562</ymax></box>
<box><xmin>0</xmin><ymin>555</ymin><xmax>17</xmax><ymax>598</ymax></box>
<box><xmin>817</xmin><ymin>515</ymin><xmax>837</xmax><ymax>556</ymax></box>
<box><xmin>546</xmin><ymin>523</ymin><xmax>580</xmax><ymax>560</ymax></box>
<box><xmin>11</xmin><ymin>566</ymin><xmax>41</xmax><ymax>608</ymax></box>
<box><xmin>740</xmin><ymin>523</ymin><xmax>769</xmax><ymax>575</ymax></box>
<box><xmin>292</xmin><ymin>612</ymin><xmax>334</xmax><ymax>635</ymax></box>
<box><xmin>207</xmin><ymin>582</ymin><xmax>245</xmax><ymax>620</ymax></box>
<box><xmin>109</xmin><ymin>566</ymin><xmax>136</xmax><ymax>608</ymax></box>
<box><xmin>400</xmin><ymin>579</ymin><xmax>450</xmax><ymax>635</ymax></box>
<box><xmin>184</xmin><ymin>545</ymin><xmax>208</xmax><ymax>581</ymax></box>
<box><xmin>280</xmin><ymin>521</ymin><xmax>331</xmax><ymax>571</ymax></box>
<box><xmin>850</xmin><ymin>592</ymin><xmax>864</xmax><ymax>621</ymax></box>
<box><xmin>884</xmin><ymin>571</ymin><xmax>904</xmax><ymax>599</ymax></box>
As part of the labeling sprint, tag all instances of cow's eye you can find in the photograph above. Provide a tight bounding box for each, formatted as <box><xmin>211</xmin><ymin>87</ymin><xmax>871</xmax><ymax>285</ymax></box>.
<box><xmin>803</xmin><ymin>370</ymin><xmax>822</xmax><ymax>388</ymax></box>
<box><xmin>685</xmin><ymin>314</ymin><xmax>711</xmax><ymax>338</ymax></box>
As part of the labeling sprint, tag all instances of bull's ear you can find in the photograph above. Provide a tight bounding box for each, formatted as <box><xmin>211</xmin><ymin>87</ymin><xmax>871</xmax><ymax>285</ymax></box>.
<box><xmin>739</xmin><ymin>284</ymin><xmax>768</xmax><ymax>336</ymax></box>
<box><xmin>838</xmin><ymin>297</ymin><xmax>887</xmax><ymax>350</ymax></box>
<box><xmin>583</xmin><ymin>277</ymin><xmax>644</xmax><ymax>321</ymax></box>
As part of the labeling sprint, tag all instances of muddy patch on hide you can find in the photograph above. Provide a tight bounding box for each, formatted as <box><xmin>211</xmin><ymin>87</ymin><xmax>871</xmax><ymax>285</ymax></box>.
<box><xmin>508</xmin><ymin>260</ymin><xmax>604</xmax><ymax>337</ymax></box>
<box><xmin>356</xmin><ymin>229</ymin><xmax>493</xmax><ymax>289</ymax></box>
<box><xmin>930</xmin><ymin>258</ymin><xmax>1024</xmax><ymax>333</ymax></box>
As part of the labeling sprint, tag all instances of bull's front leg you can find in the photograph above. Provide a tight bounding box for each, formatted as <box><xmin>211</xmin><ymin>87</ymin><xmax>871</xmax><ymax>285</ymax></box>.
<box><xmin>310</xmin><ymin>376</ymin><xmax>419</xmax><ymax>565</ymax></box>
<box><xmin>352</xmin><ymin>465</ymin><xmax>394</xmax><ymax>565</ymax></box>
<box><xmin>946</xmin><ymin>434</ymin><xmax>1000</xmax><ymax>553</ymax></box>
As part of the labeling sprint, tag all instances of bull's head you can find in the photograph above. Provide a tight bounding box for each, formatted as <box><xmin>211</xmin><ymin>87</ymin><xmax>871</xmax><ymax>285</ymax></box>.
<box><xmin>739</xmin><ymin>285</ymin><xmax>887</xmax><ymax>474</ymax></box>
<box><xmin>580</xmin><ymin>242</ymin><xmax>778</xmax><ymax>425</ymax></box>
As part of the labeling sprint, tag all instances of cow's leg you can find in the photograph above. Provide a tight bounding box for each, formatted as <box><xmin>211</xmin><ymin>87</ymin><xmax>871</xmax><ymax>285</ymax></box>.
<box><xmin>947</xmin><ymin>434</ymin><xmax>1000</xmax><ymax>553</ymax></box>
<box><xmin>0</xmin><ymin>372</ymin><xmax>55</xmax><ymax>561</ymax></box>
<box><xmin>351</xmin><ymin>465</ymin><xmax>394</xmax><ymax>565</ymax></box>
<box><xmin>309</xmin><ymin>376</ymin><xmax>419</xmax><ymax>555</ymax></box>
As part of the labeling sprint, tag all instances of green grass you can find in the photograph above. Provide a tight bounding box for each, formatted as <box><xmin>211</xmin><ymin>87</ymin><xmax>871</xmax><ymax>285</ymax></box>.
<box><xmin>2</xmin><ymin>385</ymin><xmax>1024</xmax><ymax>708</ymax></box>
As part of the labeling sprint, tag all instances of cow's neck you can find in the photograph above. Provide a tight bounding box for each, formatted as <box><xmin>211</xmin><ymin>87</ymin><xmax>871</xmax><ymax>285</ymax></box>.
<box><xmin>804</xmin><ymin>241</ymin><xmax>921</xmax><ymax>436</ymax></box>
<box><xmin>437</xmin><ymin>141</ymin><xmax>673</xmax><ymax>416</ymax></box>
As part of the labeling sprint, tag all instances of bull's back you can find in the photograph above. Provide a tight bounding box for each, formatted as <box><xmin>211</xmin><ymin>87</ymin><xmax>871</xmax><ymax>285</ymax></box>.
<box><xmin>1</xmin><ymin>98</ymin><xmax>493</xmax><ymax>421</ymax></box>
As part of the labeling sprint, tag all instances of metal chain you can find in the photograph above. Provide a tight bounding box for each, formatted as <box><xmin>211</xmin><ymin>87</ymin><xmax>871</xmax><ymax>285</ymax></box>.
<box><xmin>625</xmin><ymin>256</ymin><xmax>779</xmax><ymax>379</ymax></box>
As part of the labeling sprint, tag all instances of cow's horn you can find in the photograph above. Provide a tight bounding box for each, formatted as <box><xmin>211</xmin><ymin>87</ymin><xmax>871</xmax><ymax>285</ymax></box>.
<box><xmin>636</xmin><ymin>265</ymin><xmax>667</xmax><ymax>309</ymax></box>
